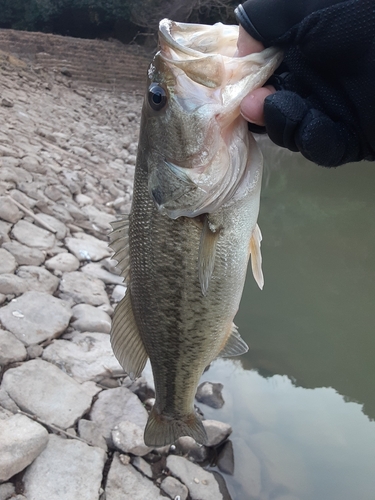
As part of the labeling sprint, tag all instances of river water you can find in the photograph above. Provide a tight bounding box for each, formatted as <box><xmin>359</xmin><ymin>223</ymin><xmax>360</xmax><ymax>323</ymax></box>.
<box><xmin>200</xmin><ymin>144</ymin><xmax>375</xmax><ymax>500</ymax></box>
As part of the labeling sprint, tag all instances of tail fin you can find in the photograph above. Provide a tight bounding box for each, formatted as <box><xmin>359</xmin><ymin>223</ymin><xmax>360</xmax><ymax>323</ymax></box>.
<box><xmin>144</xmin><ymin>407</ymin><xmax>207</xmax><ymax>447</ymax></box>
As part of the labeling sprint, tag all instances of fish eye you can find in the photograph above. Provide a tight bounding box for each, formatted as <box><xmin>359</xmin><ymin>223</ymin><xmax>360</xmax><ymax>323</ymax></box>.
<box><xmin>148</xmin><ymin>83</ymin><xmax>167</xmax><ymax>111</ymax></box>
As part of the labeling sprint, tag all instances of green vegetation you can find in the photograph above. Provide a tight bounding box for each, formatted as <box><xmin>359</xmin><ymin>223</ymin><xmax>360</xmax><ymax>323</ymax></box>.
<box><xmin>0</xmin><ymin>0</ymin><xmax>238</xmax><ymax>42</ymax></box>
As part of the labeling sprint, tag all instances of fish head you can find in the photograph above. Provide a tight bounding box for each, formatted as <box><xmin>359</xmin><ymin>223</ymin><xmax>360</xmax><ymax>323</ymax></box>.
<box><xmin>143</xmin><ymin>19</ymin><xmax>282</xmax><ymax>219</ymax></box>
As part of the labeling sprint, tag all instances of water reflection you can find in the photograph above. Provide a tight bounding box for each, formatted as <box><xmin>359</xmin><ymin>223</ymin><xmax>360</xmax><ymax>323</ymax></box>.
<box><xmin>198</xmin><ymin>145</ymin><xmax>375</xmax><ymax>499</ymax></box>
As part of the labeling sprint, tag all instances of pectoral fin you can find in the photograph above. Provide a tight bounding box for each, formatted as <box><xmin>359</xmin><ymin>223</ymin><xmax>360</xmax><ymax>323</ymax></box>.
<box><xmin>111</xmin><ymin>290</ymin><xmax>148</xmax><ymax>380</ymax></box>
<box><xmin>198</xmin><ymin>215</ymin><xmax>220</xmax><ymax>296</ymax></box>
<box><xmin>109</xmin><ymin>216</ymin><xmax>130</xmax><ymax>283</ymax></box>
<box><xmin>249</xmin><ymin>224</ymin><xmax>264</xmax><ymax>290</ymax></box>
<box><xmin>219</xmin><ymin>323</ymin><xmax>249</xmax><ymax>357</ymax></box>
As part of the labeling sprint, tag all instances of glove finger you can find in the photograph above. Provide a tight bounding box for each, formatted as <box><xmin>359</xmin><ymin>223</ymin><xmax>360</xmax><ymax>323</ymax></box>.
<box><xmin>296</xmin><ymin>109</ymin><xmax>361</xmax><ymax>167</ymax></box>
<box><xmin>264</xmin><ymin>91</ymin><xmax>310</xmax><ymax>152</ymax></box>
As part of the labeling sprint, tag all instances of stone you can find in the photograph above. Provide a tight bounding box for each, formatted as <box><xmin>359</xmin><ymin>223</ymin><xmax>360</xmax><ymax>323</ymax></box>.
<box><xmin>166</xmin><ymin>455</ymin><xmax>223</xmax><ymax>500</ymax></box>
<box><xmin>131</xmin><ymin>456</ymin><xmax>153</xmax><ymax>479</ymax></box>
<box><xmin>81</xmin><ymin>205</ymin><xmax>115</xmax><ymax>230</ymax></box>
<box><xmin>112</xmin><ymin>420</ymin><xmax>152</xmax><ymax>456</ymax></box>
<box><xmin>34</xmin><ymin>213</ymin><xmax>68</xmax><ymax>239</ymax></box>
<box><xmin>0</xmin><ymin>388</ymin><xmax>19</xmax><ymax>413</ymax></box>
<box><xmin>112</xmin><ymin>284</ymin><xmax>126</xmax><ymax>302</ymax></box>
<box><xmin>2</xmin><ymin>359</ymin><xmax>93</xmax><ymax>428</ymax></box>
<box><xmin>59</xmin><ymin>271</ymin><xmax>109</xmax><ymax>306</ymax></box>
<box><xmin>105</xmin><ymin>453</ymin><xmax>163</xmax><ymax>499</ymax></box>
<box><xmin>45</xmin><ymin>252</ymin><xmax>80</xmax><ymax>272</ymax></box>
<box><xmin>12</xmin><ymin>220</ymin><xmax>55</xmax><ymax>249</ymax></box>
<box><xmin>16</xmin><ymin>265</ymin><xmax>59</xmax><ymax>293</ymax></box>
<box><xmin>0</xmin><ymin>413</ymin><xmax>49</xmax><ymax>481</ymax></box>
<box><xmin>175</xmin><ymin>436</ymin><xmax>208</xmax><ymax>462</ymax></box>
<box><xmin>9</xmin><ymin>189</ymin><xmax>37</xmax><ymax>209</ymax></box>
<box><xmin>0</xmin><ymin>221</ymin><xmax>11</xmax><ymax>245</ymax></box>
<box><xmin>0</xmin><ymin>248</ymin><xmax>17</xmax><ymax>274</ymax></box>
<box><xmin>2</xmin><ymin>241</ymin><xmax>45</xmax><ymax>266</ymax></box>
<box><xmin>26</xmin><ymin>343</ymin><xmax>44</xmax><ymax>359</ymax></box>
<box><xmin>78</xmin><ymin>419</ymin><xmax>108</xmax><ymax>451</ymax></box>
<box><xmin>160</xmin><ymin>476</ymin><xmax>189</xmax><ymax>500</ymax></box>
<box><xmin>81</xmin><ymin>262</ymin><xmax>124</xmax><ymax>285</ymax></box>
<box><xmin>90</xmin><ymin>386</ymin><xmax>148</xmax><ymax>446</ymax></box>
<box><xmin>216</xmin><ymin>440</ymin><xmax>234</xmax><ymax>475</ymax></box>
<box><xmin>231</xmin><ymin>437</ymin><xmax>262</xmax><ymax>498</ymax></box>
<box><xmin>0</xmin><ymin>196</ymin><xmax>23</xmax><ymax>223</ymax></box>
<box><xmin>75</xmin><ymin>193</ymin><xmax>93</xmax><ymax>206</ymax></box>
<box><xmin>0</xmin><ymin>329</ymin><xmax>27</xmax><ymax>365</ymax></box>
<box><xmin>42</xmin><ymin>332</ymin><xmax>122</xmax><ymax>382</ymax></box>
<box><xmin>65</xmin><ymin>233</ymin><xmax>111</xmax><ymax>261</ymax></box>
<box><xmin>195</xmin><ymin>382</ymin><xmax>225</xmax><ymax>409</ymax></box>
<box><xmin>0</xmin><ymin>483</ymin><xmax>15</xmax><ymax>500</ymax></box>
<box><xmin>248</xmin><ymin>432</ymin><xmax>307</xmax><ymax>494</ymax></box>
<box><xmin>0</xmin><ymin>273</ymin><xmax>27</xmax><ymax>295</ymax></box>
<box><xmin>202</xmin><ymin>420</ymin><xmax>232</xmax><ymax>447</ymax></box>
<box><xmin>0</xmin><ymin>291</ymin><xmax>72</xmax><ymax>345</ymax></box>
<box><xmin>71</xmin><ymin>303</ymin><xmax>111</xmax><ymax>333</ymax></box>
<box><xmin>23</xmin><ymin>435</ymin><xmax>106</xmax><ymax>500</ymax></box>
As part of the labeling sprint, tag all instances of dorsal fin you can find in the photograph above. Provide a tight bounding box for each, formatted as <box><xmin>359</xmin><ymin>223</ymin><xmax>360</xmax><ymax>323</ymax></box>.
<box><xmin>198</xmin><ymin>215</ymin><xmax>220</xmax><ymax>296</ymax></box>
<box><xmin>218</xmin><ymin>323</ymin><xmax>249</xmax><ymax>357</ymax></box>
<box><xmin>111</xmin><ymin>290</ymin><xmax>148</xmax><ymax>379</ymax></box>
<box><xmin>109</xmin><ymin>216</ymin><xmax>130</xmax><ymax>283</ymax></box>
<box><xmin>249</xmin><ymin>224</ymin><xmax>264</xmax><ymax>290</ymax></box>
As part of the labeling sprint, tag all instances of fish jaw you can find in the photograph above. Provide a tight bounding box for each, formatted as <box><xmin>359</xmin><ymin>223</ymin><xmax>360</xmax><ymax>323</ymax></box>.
<box><xmin>144</xmin><ymin>20</ymin><xmax>282</xmax><ymax>219</ymax></box>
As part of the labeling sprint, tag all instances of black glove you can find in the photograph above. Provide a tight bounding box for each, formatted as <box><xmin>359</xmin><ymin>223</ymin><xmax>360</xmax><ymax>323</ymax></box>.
<box><xmin>238</xmin><ymin>0</ymin><xmax>375</xmax><ymax>167</ymax></box>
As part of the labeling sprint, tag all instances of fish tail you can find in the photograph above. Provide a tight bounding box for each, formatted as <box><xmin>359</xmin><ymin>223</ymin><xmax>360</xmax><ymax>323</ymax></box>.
<box><xmin>144</xmin><ymin>407</ymin><xmax>207</xmax><ymax>447</ymax></box>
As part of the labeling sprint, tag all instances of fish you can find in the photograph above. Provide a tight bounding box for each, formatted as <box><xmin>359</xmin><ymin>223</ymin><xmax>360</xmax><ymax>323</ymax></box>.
<box><xmin>109</xmin><ymin>19</ymin><xmax>282</xmax><ymax>447</ymax></box>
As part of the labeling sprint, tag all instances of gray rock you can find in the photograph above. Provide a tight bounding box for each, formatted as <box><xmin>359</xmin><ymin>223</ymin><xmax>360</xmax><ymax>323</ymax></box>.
<box><xmin>0</xmin><ymin>388</ymin><xmax>19</xmax><ymax>413</ymax></box>
<box><xmin>59</xmin><ymin>271</ymin><xmax>109</xmax><ymax>306</ymax></box>
<box><xmin>202</xmin><ymin>420</ymin><xmax>232</xmax><ymax>447</ymax></box>
<box><xmin>248</xmin><ymin>431</ymin><xmax>307</xmax><ymax>494</ymax></box>
<box><xmin>0</xmin><ymin>329</ymin><xmax>27</xmax><ymax>365</ymax></box>
<box><xmin>231</xmin><ymin>437</ymin><xmax>261</xmax><ymax>498</ymax></box>
<box><xmin>195</xmin><ymin>382</ymin><xmax>225</xmax><ymax>409</ymax></box>
<box><xmin>16</xmin><ymin>265</ymin><xmax>59</xmax><ymax>293</ymax></box>
<box><xmin>112</xmin><ymin>420</ymin><xmax>152</xmax><ymax>456</ymax></box>
<box><xmin>274</xmin><ymin>496</ymin><xmax>301</xmax><ymax>500</ymax></box>
<box><xmin>42</xmin><ymin>332</ymin><xmax>122</xmax><ymax>382</ymax></box>
<box><xmin>26</xmin><ymin>344</ymin><xmax>44</xmax><ymax>359</ymax></box>
<box><xmin>161</xmin><ymin>476</ymin><xmax>189</xmax><ymax>500</ymax></box>
<box><xmin>45</xmin><ymin>252</ymin><xmax>80</xmax><ymax>272</ymax></box>
<box><xmin>34</xmin><ymin>213</ymin><xmax>68</xmax><ymax>239</ymax></box>
<box><xmin>112</xmin><ymin>284</ymin><xmax>126</xmax><ymax>302</ymax></box>
<box><xmin>81</xmin><ymin>262</ymin><xmax>124</xmax><ymax>285</ymax></box>
<box><xmin>216</xmin><ymin>440</ymin><xmax>234</xmax><ymax>475</ymax></box>
<box><xmin>71</xmin><ymin>303</ymin><xmax>111</xmax><ymax>333</ymax></box>
<box><xmin>78</xmin><ymin>419</ymin><xmax>108</xmax><ymax>451</ymax></box>
<box><xmin>105</xmin><ymin>453</ymin><xmax>163</xmax><ymax>499</ymax></box>
<box><xmin>75</xmin><ymin>194</ymin><xmax>93</xmax><ymax>206</ymax></box>
<box><xmin>0</xmin><ymin>483</ymin><xmax>15</xmax><ymax>500</ymax></box>
<box><xmin>0</xmin><ymin>248</ymin><xmax>17</xmax><ymax>274</ymax></box>
<box><xmin>2</xmin><ymin>241</ymin><xmax>46</xmax><ymax>266</ymax></box>
<box><xmin>131</xmin><ymin>456</ymin><xmax>153</xmax><ymax>479</ymax></box>
<box><xmin>0</xmin><ymin>291</ymin><xmax>72</xmax><ymax>345</ymax></box>
<box><xmin>175</xmin><ymin>436</ymin><xmax>208</xmax><ymax>462</ymax></box>
<box><xmin>12</xmin><ymin>220</ymin><xmax>55</xmax><ymax>249</ymax></box>
<box><xmin>9</xmin><ymin>189</ymin><xmax>37</xmax><ymax>208</ymax></box>
<box><xmin>0</xmin><ymin>196</ymin><xmax>23</xmax><ymax>223</ymax></box>
<box><xmin>23</xmin><ymin>435</ymin><xmax>106</xmax><ymax>500</ymax></box>
<box><xmin>2</xmin><ymin>359</ymin><xmax>93</xmax><ymax>429</ymax></box>
<box><xmin>19</xmin><ymin>155</ymin><xmax>43</xmax><ymax>174</ymax></box>
<box><xmin>90</xmin><ymin>387</ymin><xmax>148</xmax><ymax>446</ymax></box>
<box><xmin>65</xmin><ymin>233</ymin><xmax>111</xmax><ymax>261</ymax></box>
<box><xmin>167</xmin><ymin>455</ymin><xmax>223</xmax><ymax>500</ymax></box>
<box><xmin>0</xmin><ymin>413</ymin><xmax>49</xmax><ymax>481</ymax></box>
<box><xmin>81</xmin><ymin>205</ymin><xmax>115</xmax><ymax>231</ymax></box>
<box><xmin>0</xmin><ymin>221</ymin><xmax>11</xmax><ymax>244</ymax></box>
<box><xmin>0</xmin><ymin>274</ymin><xmax>27</xmax><ymax>295</ymax></box>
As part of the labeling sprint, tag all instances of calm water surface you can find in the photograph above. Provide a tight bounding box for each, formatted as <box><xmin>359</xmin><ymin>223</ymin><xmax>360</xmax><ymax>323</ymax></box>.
<box><xmin>200</xmin><ymin>145</ymin><xmax>375</xmax><ymax>500</ymax></box>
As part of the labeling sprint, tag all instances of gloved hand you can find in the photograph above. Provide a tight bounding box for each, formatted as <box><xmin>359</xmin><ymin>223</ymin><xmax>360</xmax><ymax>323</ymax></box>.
<box><xmin>236</xmin><ymin>0</ymin><xmax>375</xmax><ymax>167</ymax></box>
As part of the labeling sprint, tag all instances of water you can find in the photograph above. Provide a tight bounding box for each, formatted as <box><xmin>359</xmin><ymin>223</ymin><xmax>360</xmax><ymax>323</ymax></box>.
<box><xmin>200</xmin><ymin>145</ymin><xmax>375</xmax><ymax>500</ymax></box>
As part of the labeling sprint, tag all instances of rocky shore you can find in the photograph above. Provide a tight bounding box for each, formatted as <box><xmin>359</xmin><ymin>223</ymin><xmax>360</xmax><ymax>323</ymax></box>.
<box><xmin>0</xmin><ymin>43</ymin><xmax>237</xmax><ymax>500</ymax></box>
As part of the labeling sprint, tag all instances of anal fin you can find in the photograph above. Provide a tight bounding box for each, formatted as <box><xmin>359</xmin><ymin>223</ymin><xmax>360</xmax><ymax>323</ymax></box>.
<box><xmin>218</xmin><ymin>323</ymin><xmax>249</xmax><ymax>357</ymax></box>
<box><xmin>198</xmin><ymin>215</ymin><xmax>220</xmax><ymax>296</ymax></box>
<box><xmin>110</xmin><ymin>289</ymin><xmax>148</xmax><ymax>379</ymax></box>
<box><xmin>249</xmin><ymin>223</ymin><xmax>264</xmax><ymax>290</ymax></box>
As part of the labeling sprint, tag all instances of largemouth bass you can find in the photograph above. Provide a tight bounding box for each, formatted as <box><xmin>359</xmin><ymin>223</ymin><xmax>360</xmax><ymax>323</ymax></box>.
<box><xmin>110</xmin><ymin>19</ymin><xmax>281</xmax><ymax>447</ymax></box>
